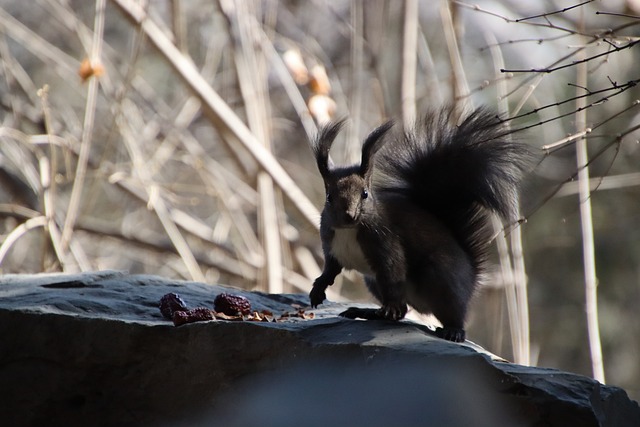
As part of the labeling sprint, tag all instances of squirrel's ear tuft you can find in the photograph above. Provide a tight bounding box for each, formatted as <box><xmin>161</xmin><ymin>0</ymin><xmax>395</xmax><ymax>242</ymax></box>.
<box><xmin>360</xmin><ymin>121</ymin><xmax>394</xmax><ymax>179</ymax></box>
<box><xmin>312</xmin><ymin>119</ymin><xmax>346</xmax><ymax>179</ymax></box>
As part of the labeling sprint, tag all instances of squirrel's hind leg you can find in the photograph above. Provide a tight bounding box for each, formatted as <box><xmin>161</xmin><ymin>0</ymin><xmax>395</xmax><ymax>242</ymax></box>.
<box><xmin>431</xmin><ymin>301</ymin><xmax>468</xmax><ymax>342</ymax></box>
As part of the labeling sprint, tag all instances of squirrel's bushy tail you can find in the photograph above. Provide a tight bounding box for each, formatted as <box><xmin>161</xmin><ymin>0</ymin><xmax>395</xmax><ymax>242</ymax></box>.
<box><xmin>377</xmin><ymin>107</ymin><xmax>534</xmax><ymax>271</ymax></box>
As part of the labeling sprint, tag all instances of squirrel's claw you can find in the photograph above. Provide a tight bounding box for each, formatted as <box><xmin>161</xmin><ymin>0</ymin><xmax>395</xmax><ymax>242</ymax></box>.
<box><xmin>436</xmin><ymin>326</ymin><xmax>466</xmax><ymax>343</ymax></box>
<box><xmin>377</xmin><ymin>303</ymin><xmax>407</xmax><ymax>320</ymax></box>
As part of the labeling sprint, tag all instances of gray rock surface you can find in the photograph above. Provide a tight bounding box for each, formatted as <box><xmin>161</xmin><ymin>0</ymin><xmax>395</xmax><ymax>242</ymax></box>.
<box><xmin>0</xmin><ymin>271</ymin><xmax>638</xmax><ymax>427</ymax></box>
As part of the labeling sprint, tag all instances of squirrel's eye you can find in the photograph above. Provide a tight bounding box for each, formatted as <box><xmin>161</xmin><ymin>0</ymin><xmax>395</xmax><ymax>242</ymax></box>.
<box><xmin>362</xmin><ymin>189</ymin><xmax>369</xmax><ymax>199</ymax></box>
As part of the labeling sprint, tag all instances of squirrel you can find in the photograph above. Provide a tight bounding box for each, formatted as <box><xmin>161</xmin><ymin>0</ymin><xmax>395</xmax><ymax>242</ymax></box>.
<box><xmin>308</xmin><ymin>107</ymin><xmax>534</xmax><ymax>342</ymax></box>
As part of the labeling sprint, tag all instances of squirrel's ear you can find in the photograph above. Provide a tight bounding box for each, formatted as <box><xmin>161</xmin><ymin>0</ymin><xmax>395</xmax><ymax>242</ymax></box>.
<box><xmin>312</xmin><ymin>119</ymin><xmax>346</xmax><ymax>180</ymax></box>
<box><xmin>360</xmin><ymin>121</ymin><xmax>394</xmax><ymax>179</ymax></box>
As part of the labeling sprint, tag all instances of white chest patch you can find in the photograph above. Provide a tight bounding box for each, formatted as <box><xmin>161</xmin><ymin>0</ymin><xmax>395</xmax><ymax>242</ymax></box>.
<box><xmin>331</xmin><ymin>228</ymin><xmax>374</xmax><ymax>276</ymax></box>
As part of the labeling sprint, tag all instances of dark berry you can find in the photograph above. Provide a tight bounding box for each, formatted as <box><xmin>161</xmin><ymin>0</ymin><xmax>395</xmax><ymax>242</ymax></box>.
<box><xmin>172</xmin><ymin>307</ymin><xmax>214</xmax><ymax>326</ymax></box>
<box><xmin>214</xmin><ymin>293</ymin><xmax>252</xmax><ymax>316</ymax></box>
<box><xmin>159</xmin><ymin>293</ymin><xmax>188</xmax><ymax>319</ymax></box>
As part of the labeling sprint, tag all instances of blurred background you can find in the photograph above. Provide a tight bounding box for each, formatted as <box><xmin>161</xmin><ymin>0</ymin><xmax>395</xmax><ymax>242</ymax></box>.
<box><xmin>0</xmin><ymin>0</ymin><xmax>638</xmax><ymax>400</ymax></box>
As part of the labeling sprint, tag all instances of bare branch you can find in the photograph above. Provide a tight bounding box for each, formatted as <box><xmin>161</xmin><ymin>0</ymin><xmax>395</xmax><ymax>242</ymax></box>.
<box><xmin>501</xmin><ymin>39</ymin><xmax>640</xmax><ymax>74</ymax></box>
<box><xmin>516</xmin><ymin>0</ymin><xmax>595</xmax><ymax>23</ymax></box>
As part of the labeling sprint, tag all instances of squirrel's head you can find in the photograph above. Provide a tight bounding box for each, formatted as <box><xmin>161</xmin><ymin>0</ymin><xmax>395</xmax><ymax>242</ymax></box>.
<box><xmin>312</xmin><ymin>120</ymin><xmax>394</xmax><ymax>227</ymax></box>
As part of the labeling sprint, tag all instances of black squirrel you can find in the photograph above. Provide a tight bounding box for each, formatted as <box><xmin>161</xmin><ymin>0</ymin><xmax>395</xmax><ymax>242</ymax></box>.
<box><xmin>309</xmin><ymin>107</ymin><xmax>534</xmax><ymax>342</ymax></box>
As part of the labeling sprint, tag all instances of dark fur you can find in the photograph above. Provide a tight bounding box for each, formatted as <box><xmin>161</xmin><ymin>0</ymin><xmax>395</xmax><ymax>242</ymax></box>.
<box><xmin>309</xmin><ymin>107</ymin><xmax>533</xmax><ymax>342</ymax></box>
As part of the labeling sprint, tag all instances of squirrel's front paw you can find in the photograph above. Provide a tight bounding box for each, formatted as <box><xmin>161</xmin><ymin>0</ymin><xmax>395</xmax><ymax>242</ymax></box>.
<box><xmin>309</xmin><ymin>286</ymin><xmax>327</xmax><ymax>308</ymax></box>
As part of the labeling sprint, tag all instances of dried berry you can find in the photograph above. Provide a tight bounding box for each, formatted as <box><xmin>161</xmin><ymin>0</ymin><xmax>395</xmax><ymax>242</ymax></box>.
<box><xmin>214</xmin><ymin>293</ymin><xmax>252</xmax><ymax>316</ymax></box>
<box><xmin>159</xmin><ymin>293</ymin><xmax>189</xmax><ymax>319</ymax></box>
<box><xmin>172</xmin><ymin>310</ymin><xmax>190</xmax><ymax>326</ymax></box>
<box><xmin>172</xmin><ymin>307</ymin><xmax>214</xmax><ymax>326</ymax></box>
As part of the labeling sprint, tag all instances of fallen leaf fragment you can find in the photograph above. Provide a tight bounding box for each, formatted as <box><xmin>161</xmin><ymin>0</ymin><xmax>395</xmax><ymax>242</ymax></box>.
<box><xmin>212</xmin><ymin>311</ymin><xmax>243</xmax><ymax>321</ymax></box>
<box><xmin>245</xmin><ymin>310</ymin><xmax>276</xmax><ymax>322</ymax></box>
<box><xmin>279</xmin><ymin>308</ymin><xmax>314</xmax><ymax>320</ymax></box>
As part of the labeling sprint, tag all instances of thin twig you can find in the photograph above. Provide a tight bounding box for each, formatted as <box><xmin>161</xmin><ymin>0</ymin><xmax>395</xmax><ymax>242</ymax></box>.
<box><xmin>525</xmin><ymin>122</ymin><xmax>640</xmax><ymax>220</ymax></box>
<box><xmin>540</xmin><ymin>99</ymin><xmax>640</xmax><ymax>154</ymax></box>
<box><xmin>345</xmin><ymin>0</ymin><xmax>364</xmax><ymax>164</ymax></box>
<box><xmin>60</xmin><ymin>0</ymin><xmax>106</xmax><ymax>254</ymax></box>
<box><xmin>170</xmin><ymin>0</ymin><xmax>188</xmax><ymax>53</ymax></box>
<box><xmin>574</xmin><ymin>10</ymin><xmax>605</xmax><ymax>382</ymax></box>
<box><xmin>37</xmin><ymin>86</ymin><xmax>66</xmax><ymax>270</ymax></box>
<box><xmin>0</xmin><ymin>216</ymin><xmax>48</xmax><ymax>267</ymax></box>
<box><xmin>454</xmin><ymin>0</ymin><xmax>597</xmax><ymax>37</ymax></box>
<box><xmin>401</xmin><ymin>0</ymin><xmax>418</xmax><ymax>128</ymax></box>
<box><xmin>416</xmin><ymin>28</ymin><xmax>444</xmax><ymax>105</ymax></box>
<box><xmin>479</xmin><ymin>33</ymin><xmax>574</xmax><ymax>51</ymax></box>
<box><xmin>508</xmin><ymin>78</ymin><xmax>640</xmax><ymax>124</ymax></box>
<box><xmin>501</xmin><ymin>39</ymin><xmax>640</xmax><ymax>74</ymax></box>
<box><xmin>515</xmin><ymin>0</ymin><xmax>595</xmax><ymax>23</ymax></box>
<box><xmin>595</xmin><ymin>11</ymin><xmax>640</xmax><ymax>20</ymax></box>
<box><xmin>555</xmin><ymin>172</ymin><xmax>640</xmax><ymax>197</ymax></box>
<box><xmin>441</xmin><ymin>0</ymin><xmax>470</xmax><ymax>111</ymax></box>
<box><xmin>542</xmin><ymin>129</ymin><xmax>592</xmax><ymax>152</ymax></box>
<box><xmin>496</xmin><ymin>84</ymin><xmax>640</xmax><ymax>142</ymax></box>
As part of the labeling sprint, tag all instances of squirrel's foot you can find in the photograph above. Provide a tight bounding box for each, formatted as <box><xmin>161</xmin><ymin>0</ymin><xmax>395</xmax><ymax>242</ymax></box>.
<box><xmin>309</xmin><ymin>286</ymin><xmax>327</xmax><ymax>308</ymax></box>
<box><xmin>436</xmin><ymin>326</ymin><xmax>466</xmax><ymax>343</ymax></box>
<box><xmin>339</xmin><ymin>303</ymin><xmax>407</xmax><ymax>321</ymax></box>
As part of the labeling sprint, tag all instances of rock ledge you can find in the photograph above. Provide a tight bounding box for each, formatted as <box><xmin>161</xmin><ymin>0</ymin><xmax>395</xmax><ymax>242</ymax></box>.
<box><xmin>0</xmin><ymin>271</ymin><xmax>638</xmax><ymax>427</ymax></box>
